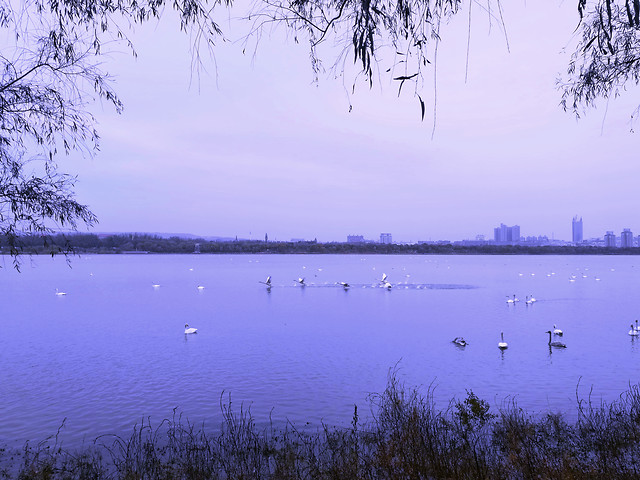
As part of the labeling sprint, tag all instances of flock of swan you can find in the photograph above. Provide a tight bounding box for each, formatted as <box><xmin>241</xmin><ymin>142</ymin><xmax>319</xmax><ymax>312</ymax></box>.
<box><xmin>257</xmin><ymin>273</ymin><xmax>394</xmax><ymax>291</ymax></box>
<box><xmin>452</xmin><ymin>327</ymin><xmax>567</xmax><ymax>351</ymax></box>
<box><xmin>55</xmin><ymin>267</ymin><xmax>636</xmax><ymax>343</ymax></box>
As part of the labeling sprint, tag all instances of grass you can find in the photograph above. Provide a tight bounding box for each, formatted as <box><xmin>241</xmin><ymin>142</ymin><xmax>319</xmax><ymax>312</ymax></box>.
<box><xmin>4</xmin><ymin>373</ymin><xmax>640</xmax><ymax>479</ymax></box>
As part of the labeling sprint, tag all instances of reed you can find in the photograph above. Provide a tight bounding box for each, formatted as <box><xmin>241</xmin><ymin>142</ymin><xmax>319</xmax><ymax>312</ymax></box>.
<box><xmin>5</xmin><ymin>374</ymin><xmax>640</xmax><ymax>479</ymax></box>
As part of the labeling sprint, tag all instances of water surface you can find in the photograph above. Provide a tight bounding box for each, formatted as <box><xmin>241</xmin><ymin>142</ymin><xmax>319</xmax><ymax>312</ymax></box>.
<box><xmin>1</xmin><ymin>254</ymin><xmax>639</xmax><ymax>445</ymax></box>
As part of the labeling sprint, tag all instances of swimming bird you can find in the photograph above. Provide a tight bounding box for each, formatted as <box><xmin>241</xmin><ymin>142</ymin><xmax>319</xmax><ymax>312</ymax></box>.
<box><xmin>452</xmin><ymin>337</ymin><xmax>468</xmax><ymax>347</ymax></box>
<box><xmin>498</xmin><ymin>332</ymin><xmax>508</xmax><ymax>350</ymax></box>
<box><xmin>55</xmin><ymin>288</ymin><xmax>67</xmax><ymax>296</ymax></box>
<box><xmin>525</xmin><ymin>296</ymin><xmax>534</xmax><ymax>305</ymax></box>
<box><xmin>152</xmin><ymin>284</ymin><xmax>160</xmax><ymax>289</ymax></box>
<box><xmin>259</xmin><ymin>276</ymin><xmax>272</xmax><ymax>288</ymax></box>
<box><xmin>553</xmin><ymin>325</ymin><xmax>563</xmax><ymax>336</ymax></box>
<box><xmin>337</xmin><ymin>281</ymin><xmax>350</xmax><ymax>289</ymax></box>
<box><xmin>629</xmin><ymin>324</ymin><xmax>639</xmax><ymax>336</ymax></box>
<box><xmin>529</xmin><ymin>295</ymin><xmax>537</xmax><ymax>303</ymax></box>
<box><xmin>506</xmin><ymin>295</ymin><xmax>517</xmax><ymax>304</ymax></box>
<box><xmin>546</xmin><ymin>330</ymin><xmax>566</xmax><ymax>348</ymax></box>
<box><xmin>184</xmin><ymin>324</ymin><xmax>198</xmax><ymax>334</ymax></box>
<box><xmin>197</xmin><ymin>285</ymin><xmax>205</xmax><ymax>290</ymax></box>
<box><xmin>295</xmin><ymin>277</ymin><xmax>306</xmax><ymax>286</ymax></box>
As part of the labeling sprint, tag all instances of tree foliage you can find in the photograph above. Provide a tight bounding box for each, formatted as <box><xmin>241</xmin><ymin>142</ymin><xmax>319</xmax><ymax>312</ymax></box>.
<box><xmin>0</xmin><ymin>0</ymin><xmax>227</xmax><ymax>266</ymax></box>
<box><xmin>563</xmin><ymin>0</ymin><xmax>640</xmax><ymax>119</ymax></box>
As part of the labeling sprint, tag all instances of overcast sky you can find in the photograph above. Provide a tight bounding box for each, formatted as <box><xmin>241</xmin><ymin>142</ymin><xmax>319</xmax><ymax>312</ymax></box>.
<box><xmin>62</xmin><ymin>0</ymin><xmax>640</xmax><ymax>243</ymax></box>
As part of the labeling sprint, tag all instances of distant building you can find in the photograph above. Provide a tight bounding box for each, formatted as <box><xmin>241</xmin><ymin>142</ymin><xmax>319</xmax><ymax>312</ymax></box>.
<box><xmin>380</xmin><ymin>233</ymin><xmax>393</xmax><ymax>244</ymax></box>
<box><xmin>493</xmin><ymin>223</ymin><xmax>520</xmax><ymax>244</ymax></box>
<box><xmin>621</xmin><ymin>228</ymin><xmax>634</xmax><ymax>248</ymax></box>
<box><xmin>604</xmin><ymin>231</ymin><xmax>616</xmax><ymax>247</ymax></box>
<box><xmin>523</xmin><ymin>235</ymin><xmax>550</xmax><ymax>246</ymax></box>
<box><xmin>347</xmin><ymin>235</ymin><xmax>365</xmax><ymax>244</ymax></box>
<box><xmin>572</xmin><ymin>216</ymin><xmax>583</xmax><ymax>244</ymax></box>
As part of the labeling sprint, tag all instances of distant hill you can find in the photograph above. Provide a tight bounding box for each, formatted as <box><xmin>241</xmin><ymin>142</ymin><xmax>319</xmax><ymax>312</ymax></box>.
<box><xmin>92</xmin><ymin>232</ymin><xmax>240</xmax><ymax>242</ymax></box>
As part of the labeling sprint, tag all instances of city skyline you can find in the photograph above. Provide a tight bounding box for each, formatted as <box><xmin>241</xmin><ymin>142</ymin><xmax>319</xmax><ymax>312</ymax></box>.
<box><xmin>91</xmin><ymin>216</ymin><xmax>638</xmax><ymax>245</ymax></box>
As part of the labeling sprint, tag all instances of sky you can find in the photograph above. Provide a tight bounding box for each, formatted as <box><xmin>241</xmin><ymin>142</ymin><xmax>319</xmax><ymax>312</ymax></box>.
<box><xmin>61</xmin><ymin>0</ymin><xmax>640</xmax><ymax>243</ymax></box>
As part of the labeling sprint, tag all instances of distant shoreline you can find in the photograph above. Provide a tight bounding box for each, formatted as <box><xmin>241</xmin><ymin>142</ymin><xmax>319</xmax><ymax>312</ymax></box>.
<box><xmin>3</xmin><ymin>233</ymin><xmax>640</xmax><ymax>256</ymax></box>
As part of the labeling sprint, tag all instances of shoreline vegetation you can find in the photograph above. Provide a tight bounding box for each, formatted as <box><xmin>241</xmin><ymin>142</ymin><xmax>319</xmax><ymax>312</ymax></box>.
<box><xmin>3</xmin><ymin>374</ymin><xmax>640</xmax><ymax>479</ymax></box>
<box><xmin>3</xmin><ymin>233</ymin><xmax>640</xmax><ymax>257</ymax></box>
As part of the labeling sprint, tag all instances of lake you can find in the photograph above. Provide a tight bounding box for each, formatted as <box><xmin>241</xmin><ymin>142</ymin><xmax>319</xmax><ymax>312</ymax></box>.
<box><xmin>1</xmin><ymin>253</ymin><xmax>639</xmax><ymax>446</ymax></box>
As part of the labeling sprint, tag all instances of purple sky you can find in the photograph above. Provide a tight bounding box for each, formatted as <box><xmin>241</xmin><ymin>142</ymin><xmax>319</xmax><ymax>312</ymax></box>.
<box><xmin>63</xmin><ymin>1</ymin><xmax>640</xmax><ymax>243</ymax></box>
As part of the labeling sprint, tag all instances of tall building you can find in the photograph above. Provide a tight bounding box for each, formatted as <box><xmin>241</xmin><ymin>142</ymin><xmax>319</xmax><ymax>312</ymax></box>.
<box><xmin>380</xmin><ymin>233</ymin><xmax>392</xmax><ymax>244</ymax></box>
<box><xmin>509</xmin><ymin>225</ymin><xmax>521</xmax><ymax>243</ymax></box>
<box><xmin>604</xmin><ymin>231</ymin><xmax>616</xmax><ymax>247</ymax></box>
<box><xmin>572</xmin><ymin>216</ymin><xmax>583</xmax><ymax>244</ymax></box>
<box><xmin>493</xmin><ymin>223</ymin><xmax>520</xmax><ymax>243</ymax></box>
<box><xmin>621</xmin><ymin>228</ymin><xmax>634</xmax><ymax>248</ymax></box>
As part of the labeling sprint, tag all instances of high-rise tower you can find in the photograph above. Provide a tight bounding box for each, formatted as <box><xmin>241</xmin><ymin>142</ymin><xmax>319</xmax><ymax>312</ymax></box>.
<box><xmin>572</xmin><ymin>216</ymin><xmax>583</xmax><ymax>244</ymax></box>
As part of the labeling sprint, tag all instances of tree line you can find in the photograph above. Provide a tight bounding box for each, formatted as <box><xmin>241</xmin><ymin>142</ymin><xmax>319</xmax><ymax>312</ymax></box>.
<box><xmin>3</xmin><ymin>233</ymin><xmax>639</xmax><ymax>256</ymax></box>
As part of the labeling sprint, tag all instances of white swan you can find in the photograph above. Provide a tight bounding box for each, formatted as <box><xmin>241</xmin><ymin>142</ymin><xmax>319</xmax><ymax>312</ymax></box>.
<box><xmin>529</xmin><ymin>295</ymin><xmax>537</xmax><ymax>303</ymax></box>
<box><xmin>337</xmin><ymin>281</ymin><xmax>350</xmax><ymax>289</ymax></box>
<box><xmin>197</xmin><ymin>285</ymin><xmax>205</xmax><ymax>290</ymax></box>
<box><xmin>55</xmin><ymin>288</ymin><xmax>67</xmax><ymax>296</ymax></box>
<box><xmin>295</xmin><ymin>277</ymin><xmax>306</xmax><ymax>286</ymax></box>
<box><xmin>506</xmin><ymin>295</ymin><xmax>516</xmax><ymax>304</ymax></box>
<box><xmin>553</xmin><ymin>324</ymin><xmax>563</xmax><ymax>336</ymax></box>
<box><xmin>259</xmin><ymin>276</ymin><xmax>272</xmax><ymax>288</ymax></box>
<box><xmin>546</xmin><ymin>330</ymin><xmax>566</xmax><ymax>348</ymax></box>
<box><xmin>498</xmin><ymin>332</ymin><xmax>508</xmax><ymax>350</ymax></box>
<box><xmin>525</xmin><ymin>296</ymin><xmax>534</xmax><ymax>305</ymax></box>
<box><xmin>184</xmin><ymin>323</ymin><xmax>198</xmax><ymax>334</ymax></box>
<box><xmin>629</xmin><ymin>324</ymin><xmax>639</xmax><ymax>336</ymax></box>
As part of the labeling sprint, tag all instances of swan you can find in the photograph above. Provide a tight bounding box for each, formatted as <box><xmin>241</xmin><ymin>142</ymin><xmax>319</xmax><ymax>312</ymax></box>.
<box><xmin>197</xmin><ymin>285</ymin><xmax>205</xmax><ymax>290</ymax></box>
<box><xmin>506</xmin><ymin>295</ymin><xmax>517</xmax><ymax>304</ymax></box>
<box><xmin>529</xmin><ymin>295</ymin><xmax>537</xmax><ymax>303</ymax></box>
<box><xmin>383</xmin><ymin>281</ymin><xmax>393</xmax><ymax>290</ymax></box>
<box><xmin>55</xmin><ymin>288</ymin><xmax>67</xmax><ymax>296</ymax></box>
<box><xmin>452</xmin><ymin>337</ymin><xmax>468</xmax><ymax>347</ymax></box>
<box><xmin>152</xmin><ymin>284</ymin><xmax>160</xmax><ymax>288</ymax></box>
<box><xmin>546</xmin><ymin>330</ymin><xmax>566</xmax><ymax>348</ymax></box>
<box><xmin>337</xmin><ymin>281</ymin><xmax>350</xmax><ymax>289</ymax></box>
<box><xmin>295</xmin><ymin>277</ymin><xmax>306</xmax><ymax>286</ymax></box>
<box><xmin>381</xmin><ymin>273</ymin><xmax>388</xmax><ymax>283</ymax></box>
<box><xmin>184</xmin><ymin>324</ymin><xmax>198</xmax><ymax>334</ymax></box>
<box><xmin>525</xmin><ymin>296</ymin><xmax>534</xmax><ymax>305</ymax></box>
<box><xmin>629</xmin><ymin>324</ymin><xmax>639</xmax><ymax>336</ymax></box>
<box><xmin>259</xmin><ymin>276</ymin><xmax>272</xmax><ymax>288</ymax></box>
<box><xmin>634</xmin><ymin>319</ymin><xmax>639</xmax><ymax>333</ymax></box>
<box><xmin>498</xmin><ymin>332</ymin><xmax>508</xmax><ymax>350</ymax></box>
<box><xmin>553</xmin><ymin>325</ymin><xmax>563</xmax><ymax>336</ymax></box>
